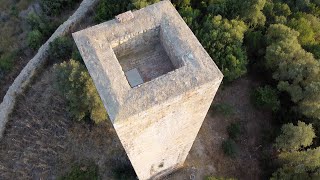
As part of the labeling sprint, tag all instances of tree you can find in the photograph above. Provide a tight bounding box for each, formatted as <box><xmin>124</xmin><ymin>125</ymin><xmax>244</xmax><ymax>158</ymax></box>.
<box><xmin>198</xmin><ymin>15</ymin><xmax>248</xmax><ymax>82</ymax></box>
<box><xmin>245</xmin><ymin>30</ymin><xmax>266</xmax><ymax>58</ymax></box>
<box><xmin>54</xmin><ymin>60</ymin><xmax>108</xmax><ymax>123</ymax></box>
<box><xmin>94</xmin><ymin>0</ymin><xmax>130</xmax><ymax>23</ymax></box>
<box><xmin>130</xmin><ymin>0</ymin><xmax>160</xmax><ymax>9</ymax></box>
<box><xmin>272</xmin><ymin>120</ymin><xmax>320</xmax><ymax>179</ymax></box>
<box><xmin>27</xmin><ymin>30</ymin><xmax>44</xmax><ymax>50</ymax></box>
<box><xmin>265</xmin><ymin>24</ymin><xmax>320</xmax><ymax>121</ymax></box>
<box><xmin>241</xmin><ymin>0</ymin><xmax>266</xmax><ymax>27</ymax></box>
<box><xmin>263</xmin><ymin>2</ymin><xmax>292</xmax><ymax>25</ymax></box>
<box><xmin>171</xmin><ymin>0</ymin><xmax>190</xmax><ymax>8</ymax></box>
<box><xmin>272</xmin><ymin>147</ymin><xmax>320</xmax><ymax>179</ymax></box>
<box><xmin>252</xmin><ymin>85</ymin><xmax>280</xmax><ymax>112</ymax></box>
<box><xmin>274</xmin><ymin>121</ymin><xmax>316</xmax><ymax>151</ymax></box>
<box><xmin>178</xmin><ymin>5</ymin><xmax>200</xmax><ymax>31</ymax></box>
<box><xmin>288</xmin><ymin>17</ymin><xmax>316</xmax><ymax>46</ymax></box>
<box><xmin>48</xmin><ymin>36</ymin><xmax>73</xmax><ymax>61</ymax></box>
<box><xmin>40</xmin><ymin>0</ymin><xmax>81</xmax><ymax>16</ymax></box>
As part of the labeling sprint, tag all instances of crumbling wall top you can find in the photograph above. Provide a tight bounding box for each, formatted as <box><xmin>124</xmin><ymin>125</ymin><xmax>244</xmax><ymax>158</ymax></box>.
<box><xmin>115</xmin><ymin>11</ymin><xmax>134</xmax><ymax>23</ymax></box>
<box><xmin>72</xmin><ymin>1</ymin><xmax>223</xmax><ymax>123</ymax></box>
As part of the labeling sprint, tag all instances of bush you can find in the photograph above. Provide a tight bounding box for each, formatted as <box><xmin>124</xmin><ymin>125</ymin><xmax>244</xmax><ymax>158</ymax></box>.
<box><xmin>27</xmin><ymin>30</ymin><xmax>44</xmax><ymax>50</ymax></box>
<box><xmin>227</xmin><ymin>122</ymin><xmax>241</xmax><ymax>139</ymax></box>
<box><xmin>0</xmin><ymin>52</ymin><xmax>16</xmax><ymax>72</ymax></box>
<box><xmin>71</xmin><ymin>48</ymin><xmax>83</xmax><ymax>64</ymax></box>
<box><xmin>251</xmin><ymin>85</ymin><xmax>280</xmax><ymax>112</ymax></box>
<box><xmin>54</xmin><ymin>60</ymin><xmax>108</xmax><ymax>123</ymax></box>
<box><xmin>59</xmin><ymin>162</ymin><xmax>99</xmax><ymax>180</ymax></box>
<box><xmin>212</xmin><ymin>103</ymin><xmax>234</xmax><ymax>117</ymax></box>
<box><xmin>130</xmin><ymin>0</ymin><xmax>160</xmax><ymax>9</ymax></box>
<box><xmin>95</xmin><ymin>0</ymin><xmax>130</xmax><ymax>23</ymax></box>
<box><xmin>27</xmin><ymin>12</ymin><xmax>43</xmax><ymax>30</ymax></box>
<box><xmin>27</xmin><ymin>12</ymin><xmax>57</xmax><ymax>37</ymax></box>
<box><xmin>40</xmin><ymin>0</ymin><xmax>81</xmax><ymax>16</ymax></box>
<box><xmin>222</xmin><ymin>139</ymin><xmax>237</xmax><ymax>158</ymax></box>
<box><xmin>49</xmin><ymin>36</ymin><xmax>73</xmax><ymax>61</ymax></box>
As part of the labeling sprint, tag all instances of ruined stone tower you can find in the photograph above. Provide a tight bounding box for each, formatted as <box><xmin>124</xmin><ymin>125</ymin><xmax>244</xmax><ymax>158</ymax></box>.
<box><xmin>72</xmin><ymin>1</ymin><xmax>223</xmax><ymax>179</ymax></box>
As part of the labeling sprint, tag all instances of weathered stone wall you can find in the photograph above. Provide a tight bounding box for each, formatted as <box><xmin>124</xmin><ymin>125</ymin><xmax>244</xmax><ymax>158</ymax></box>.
<box><xmin>114</xmin><ymin>80</ymin><xmax>221</xmax><ymax>180</ymax></box>
<box><xmin>112</xmin><ymin>26</ymin><xmax>160</xmax><ymax>58</ymax></box>
<box><xmin>0</xmin><ymin>0</ymin><xmax>99</xmax><ymax>139</ymax></box>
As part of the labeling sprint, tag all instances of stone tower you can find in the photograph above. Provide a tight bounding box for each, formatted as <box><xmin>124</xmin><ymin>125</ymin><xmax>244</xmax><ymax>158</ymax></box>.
<box><xmin>72</xmin><ymin>1</ymin><xmax>223</xmax><ymax>179</ymax></box>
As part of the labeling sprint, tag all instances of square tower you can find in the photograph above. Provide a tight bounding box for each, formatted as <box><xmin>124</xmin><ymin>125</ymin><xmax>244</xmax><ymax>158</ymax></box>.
<box><xmin>72</xmin><ymin>1</ymin><xmax>223</xmax><ymax>179</ymax></box>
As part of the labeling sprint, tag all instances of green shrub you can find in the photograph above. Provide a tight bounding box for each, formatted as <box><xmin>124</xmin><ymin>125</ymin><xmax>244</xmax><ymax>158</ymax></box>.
<box><xmin>130</xmin><ymin>0</ymin><xmax>160</xmax><ymax>9</ymax></box>
<box><xmin>49</xmin><ymin>36</ymin><xmax>73</xmax><ymax>61</ymax></box>
<box><xmin>0</xmin><ymin>52</ymin><xmax>16</xmax><ymax>72</ymax></box>
<box><xmin>222</xmin><ymin>139</ymin><xmax>237</xmax><ymax>158</ymax></box>
<box><xmin>274</xmin><ymin>121</ymin><xmax>316</xmax><ymax>151</ymax></box>
<box><xmin>205</xmin><ymin>176</ymin><xmax>237</xmax><ymax>180</ymax></box>
<box><xmin>212</xmin><ymin>103</ymin><xmax>234</xmax><ymax>117</ymax></box>
<box><xmin>54</xmin><ymin>60</ymin><xmax>108</xmax><ymax>123</ymax></box>
<box><xmin>71</xmin><ymin>48</ymin><xmax>83</xmax><ymax>64</ymax></box>
<box><xmin>27</xmin><ymin>30</ymin><xmax>44</xmax><ymax>50</ymax></box>
<box><xmin>27</xmin><ymin>12</ymin><xmax>55</xmax><ymax>35</ymax></box>
<box><xmin>251</xmin><ymin>85</ymin><xmax>280</xmax><ymax>112</ymax></box>
<box><xmin>94</xmin><ymin>0</ymin><xmax>130</xmax><ymax>23</ymax></box>
<box><xmin>40</xmin><ymin>0</ymin><xmax>81</xmax><ymax>16</ymax></box>
<box><xmin>27</xmin><ymin>12</ymin><xmax>43</xmax><ymax>30</ymax></box>
<box><xmin>59</xmin><ymin>162</ymin><xmax>99</xmax><ymax>180</ymax></box>
<box><xmin>227</xmin><ymin>122</ymin><xmax>241</xmax><ymax>139</ymax></box>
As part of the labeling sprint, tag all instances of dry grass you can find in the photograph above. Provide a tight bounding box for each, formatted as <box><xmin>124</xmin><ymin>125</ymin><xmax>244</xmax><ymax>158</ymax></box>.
<box><xmin>0</xmin><ymin>69</ymin><xmax>132</xmax><ymax>179</ymax></box>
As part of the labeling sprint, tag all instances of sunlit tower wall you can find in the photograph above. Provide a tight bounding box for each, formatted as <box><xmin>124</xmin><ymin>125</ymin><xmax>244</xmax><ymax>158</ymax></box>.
<box><xmin>73</xmin><ymin>1</ymin><xmax>223</xmax><ymax>179</ymax></box>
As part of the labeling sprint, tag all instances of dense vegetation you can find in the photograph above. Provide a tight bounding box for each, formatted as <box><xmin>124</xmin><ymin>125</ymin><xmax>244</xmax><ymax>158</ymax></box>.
<box><xmin>54</xmin><ymin>59</ymin><xmax>108</xmax><ymax>124</ymax></box>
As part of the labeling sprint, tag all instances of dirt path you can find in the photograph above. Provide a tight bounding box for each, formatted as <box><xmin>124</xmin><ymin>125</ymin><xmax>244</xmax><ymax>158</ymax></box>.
<box><xmin>0</xmin><ymin>71</ymin><xmax>272</xmax><ymax>179</ymax></box>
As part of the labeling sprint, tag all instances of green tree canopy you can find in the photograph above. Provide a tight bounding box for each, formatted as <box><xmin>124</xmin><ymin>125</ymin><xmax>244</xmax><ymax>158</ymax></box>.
<box><xmin>265</xmin><ymin>24</ymin><xmax>320</xmax><ymax>121</ymax></box>
<box><xmin>198</xmin><ymin>15</ymin><xmax>248</xmax><ymax>82</ymax></box>
<box><xmin>54</xmin><ymin>60</ymin><xmax>108</xmax><ymax>123</ymax></box>
<box><xmin>263</xmin><ymin>1</ymin><xmax>292</xmax><ymax>25</ymax></box>
<box><xmin>274</xmin><ymin>121</ymin><xmax>316</xmax><ymax>151</ymax></box>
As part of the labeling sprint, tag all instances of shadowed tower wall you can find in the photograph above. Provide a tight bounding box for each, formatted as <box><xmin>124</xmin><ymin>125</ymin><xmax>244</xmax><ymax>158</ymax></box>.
<box><xmin>114</xmin><ymin>81</ymin><xmax>221</xmax><ymax>179</ymax></box>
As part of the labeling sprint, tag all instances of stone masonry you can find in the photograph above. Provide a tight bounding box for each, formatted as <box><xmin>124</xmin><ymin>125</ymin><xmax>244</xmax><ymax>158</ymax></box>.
<box><xmin>72</xmin><ymin>1</ymin><xmax>223</xmax><ymax>179</ymax></box>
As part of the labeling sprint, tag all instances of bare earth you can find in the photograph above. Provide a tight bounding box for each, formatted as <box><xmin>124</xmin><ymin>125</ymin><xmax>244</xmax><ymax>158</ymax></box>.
<box><xmin>0</xmin><ymin>68</ymin><xmax>272</xmax><ymax>179</ymax></box>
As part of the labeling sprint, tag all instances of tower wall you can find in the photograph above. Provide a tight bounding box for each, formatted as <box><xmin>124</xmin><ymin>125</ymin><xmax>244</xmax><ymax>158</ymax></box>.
<box><xmin>113</xmin><ymin>80</ymin><xmax>221</xmax><ymax>179</ymax></box>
